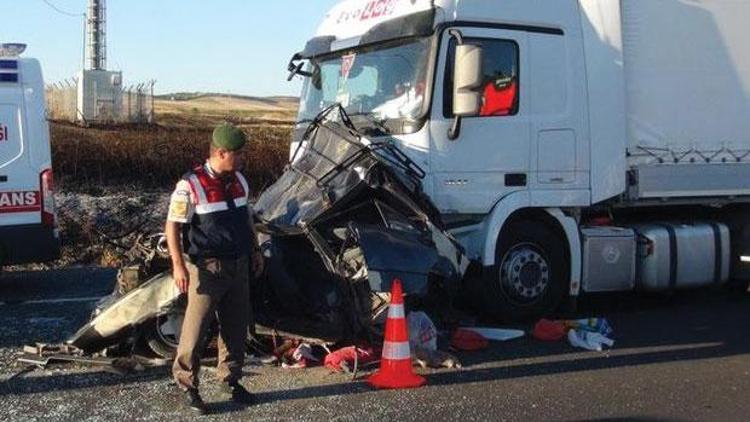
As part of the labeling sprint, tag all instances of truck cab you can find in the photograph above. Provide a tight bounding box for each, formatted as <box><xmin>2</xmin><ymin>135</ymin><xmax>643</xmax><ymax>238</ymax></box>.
<box><xmin>288</xmin><ymin>0</ymin><xmax>750</xmax><ymax>319</ymax></box>
<box><xmin>0</xmin><ymin>44</ymin><xmax>60</xmax><ymax>267</ymax></box>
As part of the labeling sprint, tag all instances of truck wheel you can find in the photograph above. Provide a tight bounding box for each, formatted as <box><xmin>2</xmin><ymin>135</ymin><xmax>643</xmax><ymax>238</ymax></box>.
<box><xmin>482</xmin><ymin>220</ymin><xmax>568</xmax><ymax>321</ymax></box>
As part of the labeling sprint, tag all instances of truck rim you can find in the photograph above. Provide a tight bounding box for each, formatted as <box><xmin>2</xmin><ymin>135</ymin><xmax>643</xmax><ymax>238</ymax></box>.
<box><xmin>499</xmin><ymin>242</ymin><xmax>550</xmax><ymax>304</ymax></box>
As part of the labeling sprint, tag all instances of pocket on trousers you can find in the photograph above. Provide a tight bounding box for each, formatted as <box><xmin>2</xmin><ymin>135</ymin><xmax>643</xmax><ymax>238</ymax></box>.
<box><xmin>198</xmin><ymin>257</ymin><xmax>222</xmax><ymax>275</ymax></box>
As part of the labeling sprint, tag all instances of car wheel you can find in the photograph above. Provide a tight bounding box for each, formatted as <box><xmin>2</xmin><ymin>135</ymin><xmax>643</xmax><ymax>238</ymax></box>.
<box><xmin>145</xmin><ymin>312</ymin><xmax>183</xmax><ymax>359</ymax></box>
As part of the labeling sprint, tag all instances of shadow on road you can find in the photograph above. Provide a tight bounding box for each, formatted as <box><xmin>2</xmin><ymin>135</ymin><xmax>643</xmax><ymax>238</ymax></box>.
<box><xmin>2</xmin><ymin>291</ymin><xmax>748</xmax><ymax>401</ymax></box>
<box><xmin>0</xmin><ymin>268</ymin><xmax>116</xmax><ymax>301</ymax></box>
<box><xmin>1</xmin><ymin>272</ymin><xmax>748</xmax><ymax>402</ymax></box>
<box><xmin>0</xmin><ymin>268</ymin><xmax>116</xmax><ymax>349</ymax></box>
<box><xmin>0</xmin><ymin>366</ymin><xmax>171</xmax><ymax>397</ymax></box>
<box><xmin>252</xmin><ymin>334</ymin><xmax>747</xmax><ymax>405</ymax></box>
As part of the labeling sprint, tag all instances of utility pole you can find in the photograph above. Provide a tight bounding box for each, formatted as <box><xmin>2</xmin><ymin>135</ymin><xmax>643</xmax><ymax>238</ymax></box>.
<box><xmin>81</xmin><ymin>13</ymin><xmax>87</xmax><ymax>71</ymax></box>
<box><xmin>87</xmin><ymin>0</ymin><xmax>107</xmax><ymax>70</ymax></box>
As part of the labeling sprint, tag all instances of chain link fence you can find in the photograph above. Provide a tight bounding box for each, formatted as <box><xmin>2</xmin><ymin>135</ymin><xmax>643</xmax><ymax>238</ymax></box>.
<box><xmin>46</xmin><ymin>79</ymin><xmax>79</xmax><ymax>122</ymax></box>
<box><xmin>121</xmin><ymin>83</ymin><xmax>155</xmax><ymax>123</ymax></box>
<box><xmin>46</xmin><ymin>79</ymin><xmax>155</xmax><ymax>124</ymax></box>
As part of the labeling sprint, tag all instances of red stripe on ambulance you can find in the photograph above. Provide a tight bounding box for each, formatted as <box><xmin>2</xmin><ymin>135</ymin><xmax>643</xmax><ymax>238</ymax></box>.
<box><xmin>0</xmin><ymin>124</ymin><xmax>9</xmax><ymax>142</ymax></box>
<box><xmin>0</xmin><ymin>191</ymin><xmax>41</xmax><ymax>213</ymax></box>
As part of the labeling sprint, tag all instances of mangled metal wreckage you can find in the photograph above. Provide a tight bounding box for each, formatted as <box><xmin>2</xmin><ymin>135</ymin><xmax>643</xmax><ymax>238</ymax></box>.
<box><xmin>69</xmin><ymin>106</ymin><xmax>468</xmax><ymax>357</ymax></box>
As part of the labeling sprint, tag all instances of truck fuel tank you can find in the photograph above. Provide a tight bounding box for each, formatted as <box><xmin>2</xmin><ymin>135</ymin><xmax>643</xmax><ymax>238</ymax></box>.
<box><xmin>631</xmin><ymin>223</ymin><xmax>730</xmax><ymax>291</ymax></box>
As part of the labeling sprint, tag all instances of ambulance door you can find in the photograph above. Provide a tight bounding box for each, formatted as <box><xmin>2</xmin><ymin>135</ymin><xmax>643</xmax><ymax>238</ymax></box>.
<box><xmin>0</xmin><ymin>59</ymin><xmax>40</xmax><ymax>226</ymax></box>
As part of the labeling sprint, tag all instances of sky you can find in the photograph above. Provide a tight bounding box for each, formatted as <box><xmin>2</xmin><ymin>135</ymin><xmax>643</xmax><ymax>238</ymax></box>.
<box><xmin>3</xmin><ymin>0</ymin><xmax>340</xmax><ymax>96</ymax></box>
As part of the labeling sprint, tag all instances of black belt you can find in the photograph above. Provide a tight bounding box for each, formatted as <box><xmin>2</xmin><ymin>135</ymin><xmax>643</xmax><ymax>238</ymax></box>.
<box><xmin>188</xmin><ymin>254</ymin><xmax>248</xmax><ymax>263</ymax></box>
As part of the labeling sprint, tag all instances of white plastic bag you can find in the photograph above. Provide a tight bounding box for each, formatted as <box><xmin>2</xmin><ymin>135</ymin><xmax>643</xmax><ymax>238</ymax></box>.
<box><xmin>567</xmin><ymin>329</ymin><xmax>615</xmax><ymax>352</ymax></box>
<box><xmin>407</xmin><ymin>311</ymin><xmax>437</xmax><ymax>352</ymax></box>
<box><xmin>461</xmin><ymin>327</ymin><xmax>525</xmax><ymax>342</ymax></box>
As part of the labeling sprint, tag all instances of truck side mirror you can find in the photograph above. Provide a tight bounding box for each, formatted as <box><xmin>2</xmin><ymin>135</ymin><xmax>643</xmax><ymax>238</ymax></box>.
<box><xmin>447</xmin><ymin>29</ymin><xmax>483</xmax><ymax>141</ymax></box>
<box><xmin>452</xmin><ymin>44</ymin><xmax>483</xmax><ymax>117</ymax></box>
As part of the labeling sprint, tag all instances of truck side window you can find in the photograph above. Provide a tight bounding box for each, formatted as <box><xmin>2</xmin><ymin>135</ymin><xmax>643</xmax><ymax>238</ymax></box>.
<box><xmin>443</xmin><ymin>38</ymin><xmax>519</xmax><ymax>118</ymax></box>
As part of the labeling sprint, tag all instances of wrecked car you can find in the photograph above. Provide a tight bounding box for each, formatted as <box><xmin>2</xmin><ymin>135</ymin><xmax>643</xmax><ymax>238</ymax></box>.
<box><xmin>68</xmin><ymin>105</ymin><xmax>469</xmax><ymax>357</ymax></box>
<box><xmin>253</xmin><ymin>104</ymin><xmax>469</xmax><ymax>342</ymax></box>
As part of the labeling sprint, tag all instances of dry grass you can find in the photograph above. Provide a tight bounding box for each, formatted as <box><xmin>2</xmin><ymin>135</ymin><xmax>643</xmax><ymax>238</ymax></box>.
<box><xmin>34</xmin><ymin>100</ymin><xmax>298</xmax><ymax>268</ymax></box>
<box><xmin>154</xmin><ymin>94</ymin><xmax>298</xmax><ymax>127</ymax></box>
<box><xmin>51</xmin><ymin>121</ymin><xmax>292</xmax><ymax>194</ymax></box>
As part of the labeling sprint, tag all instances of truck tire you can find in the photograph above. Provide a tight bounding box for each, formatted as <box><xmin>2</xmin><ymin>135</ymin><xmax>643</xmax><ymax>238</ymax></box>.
<box><xmin>481</xmin><ymin>220</ymin><xmax>568</xmax><ymax>322</ymax></box>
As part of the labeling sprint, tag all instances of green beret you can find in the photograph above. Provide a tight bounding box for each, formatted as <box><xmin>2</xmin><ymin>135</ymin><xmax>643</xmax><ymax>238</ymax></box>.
<box><xmin>212</xmin><ymin>123</ymin><xmax>247</xmax><ymax>151</ymax></box>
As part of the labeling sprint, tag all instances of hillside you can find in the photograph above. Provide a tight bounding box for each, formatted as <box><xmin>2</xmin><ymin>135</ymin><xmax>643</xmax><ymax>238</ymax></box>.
<box><xmin>154</xmin><ymin>93</ymin><xmax>299</xmax><ymax>126</ymax></box>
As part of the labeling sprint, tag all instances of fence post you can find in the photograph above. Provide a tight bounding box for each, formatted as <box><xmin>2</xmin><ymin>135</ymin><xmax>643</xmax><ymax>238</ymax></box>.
<box><xmin>149</xmin><ymin>80</ymin><xmax>155</xmax><ymax>124</ymax></box>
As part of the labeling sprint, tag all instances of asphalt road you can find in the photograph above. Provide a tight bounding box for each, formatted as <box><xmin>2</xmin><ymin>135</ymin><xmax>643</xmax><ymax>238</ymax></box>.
<box><xmin>0</xmin><ymin>268</ymin><xmax>748</xmax><ymax>421</ymax></box>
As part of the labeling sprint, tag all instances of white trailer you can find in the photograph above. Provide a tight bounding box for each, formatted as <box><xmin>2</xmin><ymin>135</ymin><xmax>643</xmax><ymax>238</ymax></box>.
<box><xmin>287</xmin><ymin>0</ymin><xmax>750</xmax><ymax>319</ymax></box>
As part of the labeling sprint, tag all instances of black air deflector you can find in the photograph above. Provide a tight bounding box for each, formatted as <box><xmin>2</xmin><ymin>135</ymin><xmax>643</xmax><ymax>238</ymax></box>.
<box><xmin>300</xmin><ymin>9</ymin><xmax>436</xmax><ymax>58</ymax></box>
<box><xmin>302</xmin><ymin>36</ymin><xmax>336</xmax><ymax>58</ymax></box>
<box><xmin>360</xmin><ymin>9</ymin><xmax>436</xmax><ymax>46</ymax></box>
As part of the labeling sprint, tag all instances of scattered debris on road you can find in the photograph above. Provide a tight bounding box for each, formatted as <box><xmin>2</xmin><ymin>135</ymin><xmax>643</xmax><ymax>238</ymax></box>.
<box><xmin>16</xmin><ymin>343</ymin><xmax>170</xmax><ymax>376</ymax></box>
<box><xmin>532</xmin><ymin>317</ymin><xmax>615</xmax><ymax>351</ymax></box>
<box><xmin>458</xmin><ymin>327</ymin><xmax>525</xmax><ymax>342</ymax></box>
<box><xmin>16</xmin><ymin>105</ymin><xmax>474</xmax><ymax>378</ymax></box>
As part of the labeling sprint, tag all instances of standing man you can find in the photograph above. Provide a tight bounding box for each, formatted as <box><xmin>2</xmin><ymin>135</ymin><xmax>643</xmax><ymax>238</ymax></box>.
<box><xmin>165</xmin><ymin>123</ymin><xmax>259</xmax><ymax>414</ymax></box>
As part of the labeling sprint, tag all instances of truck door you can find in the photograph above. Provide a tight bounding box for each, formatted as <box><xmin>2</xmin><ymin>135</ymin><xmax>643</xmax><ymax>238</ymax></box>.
<box><xmin>429</xmin><ymin>28</ymin><xmax>530</xmax><ymax>215</ymax></box>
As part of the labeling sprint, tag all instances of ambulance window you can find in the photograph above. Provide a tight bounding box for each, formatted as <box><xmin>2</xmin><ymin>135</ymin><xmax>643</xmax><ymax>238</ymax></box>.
<box><xmin>0</xmin><ymin>73</ymin><xmax>18</xmax><ymax>83</ymax></box>
<box><xmin>443</xmin><ymin>38</ymin><xmax>519</xmax><ymax>118</ymax></box>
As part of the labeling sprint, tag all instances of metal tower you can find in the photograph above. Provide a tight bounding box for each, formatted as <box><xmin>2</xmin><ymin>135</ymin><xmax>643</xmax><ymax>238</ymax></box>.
<box><xmin>86</xmin><ymin>0</ymin><xmax>107</xmax><ymax>70</ymax></box>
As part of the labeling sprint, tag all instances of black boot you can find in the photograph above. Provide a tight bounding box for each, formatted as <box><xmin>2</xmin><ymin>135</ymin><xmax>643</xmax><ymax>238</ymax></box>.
<box><xmin>221</xmin><ymin>382</ymin><xmax>256</xmax><ymax>405</ymax></box>
<box><xmin>183</xmin><ymin>388</ymin><xmax>207</xmax><ymax>415</ymax></box>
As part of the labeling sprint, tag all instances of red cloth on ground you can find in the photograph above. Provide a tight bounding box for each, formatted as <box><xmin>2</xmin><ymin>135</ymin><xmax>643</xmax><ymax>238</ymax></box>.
<box><xmin>450</xmin><ymin>328</ymin><xmax>489</xmax><ymax>351</ymax></box>
<box><xmin>324</xmin><ymin>346</ymin><xmax>377</xmax><ymax>372</ymax></box>
<box><xmin>533</xmin><ymin>319</ymin><xmax>567</xmax><ymax>342</ymax></box>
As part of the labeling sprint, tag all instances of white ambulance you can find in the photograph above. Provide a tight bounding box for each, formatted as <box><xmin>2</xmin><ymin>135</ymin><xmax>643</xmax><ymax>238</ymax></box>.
<box><xmin>0</xmin><ymin>43</ymin><xmax>59</xmax><ymax>267</ymax></box>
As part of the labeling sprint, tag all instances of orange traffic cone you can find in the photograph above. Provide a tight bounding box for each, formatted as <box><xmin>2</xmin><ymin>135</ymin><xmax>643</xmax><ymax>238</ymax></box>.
<box><xmin>367</xmin><ymin>279</ymin><xmax>426</xmax><ymax>389</ymax></box>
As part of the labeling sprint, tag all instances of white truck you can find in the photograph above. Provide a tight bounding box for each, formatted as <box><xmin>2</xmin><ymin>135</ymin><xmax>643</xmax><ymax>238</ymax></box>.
<box><xmin>0</xmin><ymin>44</ymin><xmax>59</xmax><ymax>268</ymax></box>
<box><xmin>286</xmin><ymin>0</ymin><xmax>750</xmax><ymax>319</ymax></box>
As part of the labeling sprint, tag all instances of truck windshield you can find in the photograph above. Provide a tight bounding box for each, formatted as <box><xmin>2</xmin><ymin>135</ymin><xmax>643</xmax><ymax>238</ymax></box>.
<box><xmin>297</xmin><ymin>38</ymin><xmax>432</xmax><ymax>131</ymax></box>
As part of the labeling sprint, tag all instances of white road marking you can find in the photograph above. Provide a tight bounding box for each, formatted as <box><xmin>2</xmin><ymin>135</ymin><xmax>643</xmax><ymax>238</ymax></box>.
<box><xmin>0</xmin><ymin>296</ymin><xmax>104</xmax><ymax>306</ymax></box>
